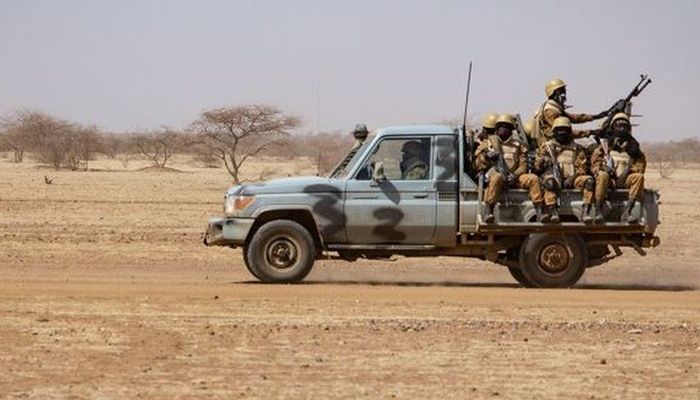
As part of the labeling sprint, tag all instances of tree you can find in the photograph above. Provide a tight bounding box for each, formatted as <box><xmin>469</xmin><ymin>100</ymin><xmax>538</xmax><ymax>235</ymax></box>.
<box><xmin>191</xmin><ymin>105</ymin><xmax>301</xmax><ymax>183</ymax></box>
<box><xmin>63</xmin><ymin>126</ymin><xmax>103</xmax><ymax>171</ymax></box>
<box><xmin>0</xmin><ymin>109</ymin><xmax>59</xmax><ymax>163</ymax></box>
<box><xmin>129</xmin><ymin>127</ymin><xmax>186</xmax><ymax>168</ymax></box>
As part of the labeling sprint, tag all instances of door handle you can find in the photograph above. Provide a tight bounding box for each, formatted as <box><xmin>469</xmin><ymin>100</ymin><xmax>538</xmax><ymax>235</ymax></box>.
<box><xmin>413</xmin><ymin>194</ymin><xmax>429</xmax><ymax>199</ymax></box>
<box><xmin>353</xmin><ymin>196</ymin><xmax>378</xmax><ymax>200</ymax></box>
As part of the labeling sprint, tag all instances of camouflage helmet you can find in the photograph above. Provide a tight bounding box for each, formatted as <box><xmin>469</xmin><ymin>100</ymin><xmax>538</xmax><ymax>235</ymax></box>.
<box><xmin>611</xmin><ymin>112</ymin><xmax>631</xmax><ymax>125</ymax></box>
<box><xmin>495</xmin><ymin>113</ymin><xmax>516</xmax><ymax>128</ymax></box>
<box><xmin>552</xmin><ymin>116</ymin><xmax>572</xmax><ymax>130</ymax></box>
<box><xmin>482</xmin><ymin>113</ymin><xmax>499</xmax><ymax>130</ymax></box>
<box><xmin>523</xmin><ymin>119</ymin><xmax>535</xmax><ymax>136</ymax></box>
<box><xmin>545</xmin><ymin>78</ymin><xmax>566</xmax><ymax>97</ymax></box>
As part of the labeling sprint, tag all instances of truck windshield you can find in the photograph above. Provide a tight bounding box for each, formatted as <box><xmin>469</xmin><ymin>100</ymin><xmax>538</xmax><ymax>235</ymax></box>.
<box><xmin>330</xmin><ymin>140</ymin><xmax>372</xmax><ymax>179</ymax></box>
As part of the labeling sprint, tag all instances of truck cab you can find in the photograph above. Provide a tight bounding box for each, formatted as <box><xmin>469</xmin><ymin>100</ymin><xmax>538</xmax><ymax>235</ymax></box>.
<box><xmin>204</xmin><ymin>125</ymin><xmax>660</xmax><ymax>287</ymax></box>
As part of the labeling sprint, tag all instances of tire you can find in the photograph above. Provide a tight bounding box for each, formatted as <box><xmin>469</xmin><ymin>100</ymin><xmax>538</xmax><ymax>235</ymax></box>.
<box><xmin>519</xmin><ymin>233</ymin><xmax>587</xmax><ymax>288</ymax></box>
<box><xmin>242</xmin><ymin>247</ymin><xmax>262</xmax><ymax>280</ymax></box>
<box><xmin>245</xmin><ymin>220</ymin><xmax>316</xmax><ymax>283</ymax></box>
<box><xmin>507</xmin><ymin>267</ymin><xmax>535</xmax><ymax>287</ymax></box>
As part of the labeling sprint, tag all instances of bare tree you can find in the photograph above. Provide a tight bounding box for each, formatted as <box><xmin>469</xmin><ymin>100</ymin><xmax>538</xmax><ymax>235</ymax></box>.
<box><xmin>191</xmin><ymin>105</ymin><xmax>301</xmax><ymax>183</ymax></box>
<box><xmin>63</xmin><ymin>126</ymin><xmax>103</xmax><ymax>171</ymax></box>
<box><xmin>129</xmin><ymin>127</ymin><xmax>186</xmax><ymax>168</ymax></box>
<box><xmin>0</xmin><ymin>110</ymin><xmax>58</xmax><ymax>163</ymax></box>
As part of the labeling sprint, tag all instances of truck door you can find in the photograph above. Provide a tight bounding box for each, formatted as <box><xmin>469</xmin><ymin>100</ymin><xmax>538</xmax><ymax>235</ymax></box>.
<box><xmin>344</xmin><ymin>136</ymin><xmax>437</xmax><ymax>244</ymax></box>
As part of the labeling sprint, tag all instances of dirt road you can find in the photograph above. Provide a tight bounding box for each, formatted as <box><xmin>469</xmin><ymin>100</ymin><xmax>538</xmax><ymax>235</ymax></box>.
<box><xmin>1</xmin><ymin>159</ymin><xmax>698</xmax><ymax>398</ymax></box>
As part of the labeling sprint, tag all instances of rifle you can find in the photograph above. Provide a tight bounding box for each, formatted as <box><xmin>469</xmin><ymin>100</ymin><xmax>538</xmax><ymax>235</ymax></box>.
<box><xmin>544</xmin><ymin>142</ymin><xmax>562</xmax><ymax>185</ymax></box>
<box><xmin>489</xmin><ymin>136</ymin><xmax>514</xmax><ymax>185</ymax></box>
<box><xmin>600</xmin><ymin>74</ymin><xmax>652</xmax><ymax>133</ymax></box>
<box><xmin>515</xmin><ymin>113</ymin><xmax>535</xmax><ymax>172</ymax></box>
<box><xmin>600</xmin><ymin>137</ymin><xmax>616</xmax><ymax>177</ymax></box>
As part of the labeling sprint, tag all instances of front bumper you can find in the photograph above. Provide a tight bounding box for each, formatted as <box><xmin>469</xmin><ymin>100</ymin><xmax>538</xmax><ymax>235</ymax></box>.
<box><xmin>203</xmin><ymin>217</ymin><xmax>255</xmax><ymax>247</ymax></box>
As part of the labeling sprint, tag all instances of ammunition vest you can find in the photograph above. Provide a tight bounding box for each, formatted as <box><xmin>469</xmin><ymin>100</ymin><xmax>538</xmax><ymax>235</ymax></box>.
<box><xmin>488</xmin><ymin>135</ymin><xmax>522</xmax><ymax>172</ymax></box>
<box><xmin>534</xmin><ymin>100</ymin><xmax>564</xmax><ymax>142</ymax></box>
<box><xmin>549</xmin><ymin>141</ymin><xmax>577</xmax><ymax>178</ymax></box>
<box><xmin>610</xmin><ymin>150</ymin><xmax>631</xmax><ymax>178</ymax></box>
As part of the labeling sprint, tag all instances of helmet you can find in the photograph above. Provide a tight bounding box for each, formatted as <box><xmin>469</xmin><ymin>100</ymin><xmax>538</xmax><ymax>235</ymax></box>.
<box><xmin>552</xmin><ymin>116</ymin><xmax>572</xmax><ymax>130</ymax></box>
<box><xmin>495</xmin><ymin>113</ymin><xmax>516</xmax><ymax>128</ymax></box>
<box><xmin>545</xmin><ymin>78</ymin><xmax>566</xmax><ymax>97</ymax></box>
<box><xmin>482</xmin><ymin>113</ymin><xmax>498</xmax><ymax>130</ymax></box>
<box><xmin>523</xmin><ymin>119</ymin><xmax>534</xmax><ymax>136</ymax></box>
<box><xmin>611</xmin><ymin>112</ymin><xmax>630</xmax><ymax>125</ymax></box>
<box><xmin>352</xmin><ymin>124</ymin><xmax>369</xmax><ymax>140</ymax></box>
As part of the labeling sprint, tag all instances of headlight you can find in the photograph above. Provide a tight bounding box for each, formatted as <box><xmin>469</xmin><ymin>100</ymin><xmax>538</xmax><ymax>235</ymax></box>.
<box><xmin>224</xmin><ymin>195</ymin><xmax>256</xmax><ymax>216</ymax></box>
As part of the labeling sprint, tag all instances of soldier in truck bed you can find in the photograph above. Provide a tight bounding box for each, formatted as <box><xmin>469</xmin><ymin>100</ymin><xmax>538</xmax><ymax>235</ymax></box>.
<box><xmin>590</xmin><ymin>112</ymin><xmax>647</xmax><ymax>223</ymax></box>
<box><xmin>528</xmin><ymin>78</ymin><xmax>608</xmax><ymax>148</ymax></box>
<box><xmin>475</xmin><ymin>114</ymin><xmax>544</xmax><ymax>223</ymax></box>
<box><xmin>534</xmin><ymin>116</ymin><xmax>599</xmax><ymax>224</ymax></box>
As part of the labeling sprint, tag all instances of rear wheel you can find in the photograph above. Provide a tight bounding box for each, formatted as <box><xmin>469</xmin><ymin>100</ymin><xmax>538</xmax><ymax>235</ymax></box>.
<box><xmin>245</xmin><ymin>220</ymin><xmax>316</xmax><ymax>283</ymax></box>
<box><xmin>519</xmin><ymin>233</ymin><xmax>587</xmax><ymax>288</ymax></box>
<box><xmin>507</xmin><ymin>267</ymin><xmax>534</xmax><ymax>287</ymax></box>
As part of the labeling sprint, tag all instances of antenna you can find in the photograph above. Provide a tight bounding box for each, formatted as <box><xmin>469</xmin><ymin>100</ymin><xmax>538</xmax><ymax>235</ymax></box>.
<box><xmin>462</xmin><ymin>61</ymin><xmax>473</xmax><ymax>133</ymax></box>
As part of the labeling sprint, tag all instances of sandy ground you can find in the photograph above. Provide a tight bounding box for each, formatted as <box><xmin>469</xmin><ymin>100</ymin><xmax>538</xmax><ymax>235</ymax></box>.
<box><xmin>0</xmin><ymin>156</ymin><xmax>698</xmax><ymax>399</ymax></box>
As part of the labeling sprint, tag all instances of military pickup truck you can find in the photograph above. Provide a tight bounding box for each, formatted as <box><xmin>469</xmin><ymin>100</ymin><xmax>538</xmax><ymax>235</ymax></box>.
<box><xmin>204</xmin><ymin>125</ymin><xmax>660</xmax><ymax>288</ymax></box>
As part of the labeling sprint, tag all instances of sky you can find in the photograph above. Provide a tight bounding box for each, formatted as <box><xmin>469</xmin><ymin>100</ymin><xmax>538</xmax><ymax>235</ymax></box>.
<box><xmin>1</xmin><ymin>0</ymin><xmax>698</xmax><ymax>141</ymax></box>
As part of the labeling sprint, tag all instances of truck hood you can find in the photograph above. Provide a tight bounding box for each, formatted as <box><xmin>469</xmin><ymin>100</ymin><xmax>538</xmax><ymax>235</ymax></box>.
<box><xmin>229</xmin><ymin>176</ymin><xmax>345</xmax><ymax>196</ymax></box>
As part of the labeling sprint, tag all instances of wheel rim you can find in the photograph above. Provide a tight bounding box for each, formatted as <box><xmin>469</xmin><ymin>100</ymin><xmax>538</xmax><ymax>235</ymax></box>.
<box><xmin>265</xmin><ymin>236</ymin><xmax>299</xmax><ymax>270</ymax></box>
<box><xmin>538</xmin><ymin>242</ymin><xmax>570</xmax><ymax>275</ymax></box>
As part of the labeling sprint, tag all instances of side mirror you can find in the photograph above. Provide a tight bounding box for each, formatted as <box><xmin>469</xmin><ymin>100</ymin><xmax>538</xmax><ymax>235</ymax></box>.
<box><xmin>372</xmin><ymin>161</ymin><xmax>386</xmax><ymax>182</ymax></box>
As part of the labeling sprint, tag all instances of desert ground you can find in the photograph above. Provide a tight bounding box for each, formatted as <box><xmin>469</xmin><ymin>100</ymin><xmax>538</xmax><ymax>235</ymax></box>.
<box><xmin>0</xmin><ymin>155</ymin><xmax>698</xmax><ymax>399</ymax></box>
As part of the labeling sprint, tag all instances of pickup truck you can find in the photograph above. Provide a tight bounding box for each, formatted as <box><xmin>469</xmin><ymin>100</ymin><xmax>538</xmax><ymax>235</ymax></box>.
<box><xmin>204</xmin><ymin>125</ymin><xmax>660</xmax><ymax>288</ymax></box>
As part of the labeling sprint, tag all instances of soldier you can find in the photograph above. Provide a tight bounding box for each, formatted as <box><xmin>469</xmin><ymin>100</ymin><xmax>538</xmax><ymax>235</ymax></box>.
<box><xmin>475</xmin><ymin>114</ymin><xmax>544</xmax><ymax>223</ymax></box>
<box><xmin>534</xmin><ymin>117</ymin><xmax>597</xmax><ymax>223</ymax></box>
<box><xmin>400</xmin><ymin>140</ymin><xmax>429</xmax><ymax>180</ymax></box>
<box><xmin>478</xmin><ymin>113</ymin><xmax>499</xmax><ymax>143</ymax></box>
<box><xmin>530</xmin><ymin>78</ymin><xmax>608</xmax><ymax>148</ymax></box>
<box><xmin>590</xmin><ymin>113</ymin><xmax>647</xmax><ymax>223</ymax></box>
<box><xmin>465</xmin><ymin>113</ymin><xmax>499</xmax><ymax>174</ymax></box>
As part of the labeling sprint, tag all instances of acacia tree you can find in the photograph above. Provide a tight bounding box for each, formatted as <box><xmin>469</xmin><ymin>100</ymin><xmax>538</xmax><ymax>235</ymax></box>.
<box><xmin>191</xmin><ymin>105</ymin><xmax>301</xmax><ymax>183</ymax></box>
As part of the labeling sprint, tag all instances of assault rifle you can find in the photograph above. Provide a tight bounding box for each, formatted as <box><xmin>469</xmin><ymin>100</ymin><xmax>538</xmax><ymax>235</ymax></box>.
<box><xmin>489</xmin><ymin>136</ymin><xmax>514</xmax><ymax>185</ymax></box>
<box><xmin>544</xmin><ymin>142</ymin><xmax>562</xmax><ymax>207</ymax></box>
<box><xmin>600</xmin><ymin>74</ymin><xmax>652</xmax><ymax>134</ymax></box>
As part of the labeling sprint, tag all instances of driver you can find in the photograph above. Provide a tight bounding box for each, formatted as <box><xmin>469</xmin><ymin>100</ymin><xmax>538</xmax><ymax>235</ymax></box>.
<box><xmin>400</xmin><ymin>141</ymin><xmax>429</xmax><ymax>180</ymax></box>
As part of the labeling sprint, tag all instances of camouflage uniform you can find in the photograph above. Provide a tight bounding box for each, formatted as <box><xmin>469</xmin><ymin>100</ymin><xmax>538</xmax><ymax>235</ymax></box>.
<box><xmin>590</xmin><ymin>141</ymin><xmax>647</xmax><ymax>202</ymax></box>
<box><xmin>535</xmin><ymin>139</ymin><xmax>595</xmax><ymax>206</ymax></box>
<box><xmin>475</xmin><ymin>135</ymin><xmax>543</xmax><ymax>206</ymax></box>
<box><xmin>532</xmin><ymin>99</ymin><xmax>597</xmax><ymax>147</ymax></box>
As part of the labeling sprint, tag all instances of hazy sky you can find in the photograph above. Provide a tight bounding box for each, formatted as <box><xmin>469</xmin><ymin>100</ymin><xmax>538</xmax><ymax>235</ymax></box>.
<box><xmin>1</xmin><ymin>0</ymin><xmax>698</xmax><ymax>141</ymax></box>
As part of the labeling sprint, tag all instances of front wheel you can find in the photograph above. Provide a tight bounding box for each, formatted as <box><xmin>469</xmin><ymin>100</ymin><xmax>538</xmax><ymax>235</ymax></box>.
<box><xmin>519</xmin><ymin>233</ymin><xmax>587</xmax><ymax>288</ymax></box>
<box><xmin>245</xmin><ymin>220</ymin><xmax>316</xmax><ymax>283</ymax></box>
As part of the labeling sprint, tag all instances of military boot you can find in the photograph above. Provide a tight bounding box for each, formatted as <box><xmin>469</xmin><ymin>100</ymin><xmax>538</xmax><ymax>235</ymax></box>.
<box><xmin>593</xmin><ymin>202</ymin><xmax>605</xmax><ymax>224</ymax></box>
<box><xmin>550</xmin><ymin>205</ymin><xmax>560</xmax><ymax>223</ymax></box>
<box><xmin>581</xmin><ymin>204</ymin><xmax>593</xmax><ymax>224</ymax></box>
<box><xmin>625</xmin><ymin>200</ymin><xmax>638</xmax><ymax>224</ymax></box>
<box><xmin>484</xmin><ymin>204</ymin><xmax>496</xmax><ymax>224</ymax></box>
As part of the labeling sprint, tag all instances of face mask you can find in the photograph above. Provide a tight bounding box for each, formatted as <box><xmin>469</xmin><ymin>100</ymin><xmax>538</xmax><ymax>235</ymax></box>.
<box><xmin>555</xmin><ymin>91</ymin><xmax>567</xmax><ymax>105</ymax></box>
<box><xmin>496</xmin><ymin>126</ymin><xmax>512</xmax><ymax>141</ymax></box>
<box><xmin>554</xmin><ymin>128</ymin><xmax>571</xmax><ymax>144</ymax></box>
<box><xmin>613</xmin><ymin>122</ymin><xmax>630</xmax><ymax>138</ymax></box>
